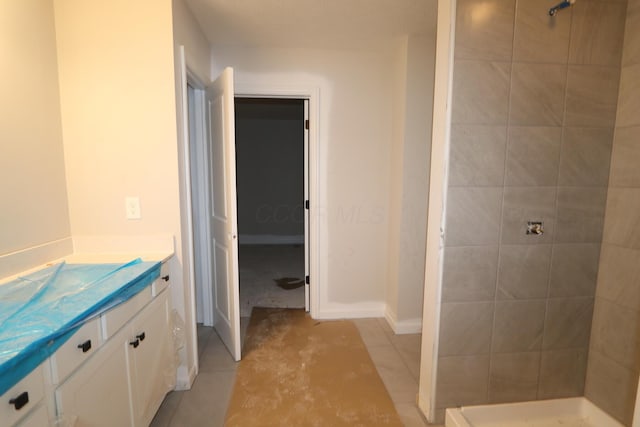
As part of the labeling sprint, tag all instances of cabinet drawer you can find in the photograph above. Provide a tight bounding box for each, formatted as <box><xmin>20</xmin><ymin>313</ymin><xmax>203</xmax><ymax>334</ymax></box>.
<box><xmin>101</xmin><ymin>287</ymin><xmax>152</xmax><ymax>340</ymax></box>
<box><xmin>0</xmin><ymin>365</ymin><xmax>44</xmax><ymax>427</ymax></box>
<box><xmin>52</xmin><ymin>317</ymin><xmax>101</xmax><ymax>384</ymax></box>
<box><xmin>152</xmin><ymin>263</ymin><xmax>170</xmax><ymax>297</ymax></box>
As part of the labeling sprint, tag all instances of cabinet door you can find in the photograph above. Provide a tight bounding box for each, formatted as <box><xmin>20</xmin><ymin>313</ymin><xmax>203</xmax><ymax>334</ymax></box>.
<box><xmin>15</xmin><ymin>404</ymin><xmax>48</xmax><ymax>427</ymax></box>
<box><xmin>56</xmin><ymin>328</ymin><xmax>134</xmax><ymax>427</ymax></box>
<box><xmin>128</xmin><ymin>291</ymin><xmax>172</xmax><ymax>427</ymax></box>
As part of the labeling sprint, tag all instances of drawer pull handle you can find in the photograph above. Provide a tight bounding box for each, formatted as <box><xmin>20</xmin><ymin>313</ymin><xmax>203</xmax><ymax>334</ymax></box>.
<box><xmin>77</xmin><ymin>339</ymin><xmax>92</xmax><ymax>353</ymax></box>
<box><xmin>9</xmin><ymin>391</ymin><xmax>29</xmax><ymax>411</ymax></box>
<box><xmin>129</xmin><ymin>339</ymin><xmax>140</xmax><ymax>349</ymax></box>
<box><xmin>161</xmin><ymin>275</ymin><xmax>170</xmax><ymax>282</ymax></box>
<box><xmin>136</xmin><ymin>332</ymin><xmax>146</xmax><ymax>341</ymax></box>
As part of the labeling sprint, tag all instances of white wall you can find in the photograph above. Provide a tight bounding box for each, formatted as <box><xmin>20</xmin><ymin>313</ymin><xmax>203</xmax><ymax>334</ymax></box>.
<box><xmin>212</xmin><ymin>45</ymin><xmax>394</xmax><ymax>316</ymax></box>
<box><xmin>418</xmin><ymin>0</ymin><xmax>455</xmax><ymax>420</ymax></box>
<box><xmin>171</xmin><ymin>0</ymin><xmax>213</xmax><ymax>383</ymax></box>
<box><xmin>0</xmin><ymin>0</ymin><xmax>71</xmax><ymax>269</ymax></box>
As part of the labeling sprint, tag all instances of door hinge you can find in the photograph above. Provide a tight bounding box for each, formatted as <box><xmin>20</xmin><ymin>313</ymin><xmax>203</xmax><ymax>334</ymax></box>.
<box><xmin>305</xmin><ymin>200</ymin><xmax>310</xmax><ymax>210</ymax></box>
<box><xmin>305</xmin><ymin>275</ymin><xmax>310</xmax><ymax>285</ymax></box>
<box><xmin>305</xmin><ymin>119</ymin><xmax>309</xmax><ymax>130</ymax></box>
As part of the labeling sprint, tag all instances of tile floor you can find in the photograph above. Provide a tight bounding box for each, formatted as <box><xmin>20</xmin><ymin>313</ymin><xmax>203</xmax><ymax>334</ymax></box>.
<box><xmin>151</xmin><ymin>317</ymin><xmax>443</xmax><ymax>426</ymax></box>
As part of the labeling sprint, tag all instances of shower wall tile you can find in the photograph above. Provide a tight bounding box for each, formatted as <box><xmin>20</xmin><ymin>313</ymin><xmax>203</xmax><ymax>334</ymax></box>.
<box><xmin>436</xmin><ymin>355</ymin><xmax>490</xmax><ymax>409</ymax></box>
<box><xmin>449</xmin><ymin>125</ymin><xmax>507</xmax><ymax>186</ymax></box>
<box><xmin>585</xmin><ymin>350</ymin><xmax>638</xmax><ymax>426</ymax></box>
<box><xmin>558</xmin><ymin>127</ymin><xmax>613</xmax><ymax>187</ymax></box>
<box><xmin>509</xmin><ymin>63</ymin><xmax>567</xmax><ymax>126</ymax></box>
<box><xmin>496</xmin><ymin>245</ymin><xmax>552</xmax><ymax>300</ymax></box>
<box><xmin>538</xmin><ymin>349</ymin><xmax>587</xmax><ymax>399</ymax></box>
<box><xmin>622</xmin><ymin>0</ymin><xmax>640</xmax><ymax>66</ymax></box>
<box><xmin>445</xmin><ymin>187</ymin><xmax>503</xmax><ymax>246</ymax></box>
<box><xmin>455</xmin><ymin>0</ymin><xmax>516</xmax><ymax>61</ymax></box>
<box><xmin>501</xmin><ymin>187</ymin><xmax>556</xmax><ymax>245</ymax></box>
<box><xmin>616</xmin><ymin>63</ymin><xmax>640</xmax><ymax>127</ymax></box>
<box><xmin>549</xmin><ymin>243</ymin><xmax>600</xmax><ymax>298</ymax></box>
<box><xmin>442</xmin><ymin>246</ymin><xmax>499</xmax><ymax>302</ymax></box>
<box><xmin>439</xmin><ymin>302</ymin><xmax>494</xmax><ymax>355</ymax></box>
<box><xmin>543</xmin><ymin>297</ymin><xmax>594</xmax><ymax>350</ymax></box>
<box><xmin>555</xmin><ymin>187</ymin><xmax>607</xmax><ymax>243</ymax></box>
<box><xmin>564</xmin><ymin>65</ymin><xmax>621</xmax><ymax>127</ymax></box>
<box><xmin>569</xmin><ymin>0</ymin><xmax>627</xmax><ymax>66</ymax></box>
<box><xmin>602</xmin><ymin>188</ymin><xmax>640</xmax><ymax>249</ymax></box>
<box><xmin>596</xmin><ymin>244</ymin><xmax>640</xmax><ymax>311</ymax></box>
<box><xmin>609</xmin><ymin>126</ymin><xmax>640</xmax><ymax>187</ymax></box>
<box><xmin>488</xmin><ymin>352</ymin><xmax>540</xmax><ymax>403</ymax></box>
<box><xmin>492</xmin><ymin>300</ymin><xmax>546</xmax><ymax>352</ymax></box>
<box><xmin>439</xmin><ymin>0</ymin><xmax>625</xmax><ymax>412</ymax></box>
<box><xmin>452</xmin><ymin>60</ymin><xmax>511</xmax><ymax>125</ymax></box>
<box><xmin>590</xmin><ymin>298</ymin><xmax>640</xmax><ymax>371</ymax></box>
<box><xmin>512</xmin><ymin>0</ymin><xmax>571</xmax><ymax>63</ymax></box>
<box><xmin>504</xmin><ymin>127</ymin><xmax>562</xmax><ymax>186</ymax></box>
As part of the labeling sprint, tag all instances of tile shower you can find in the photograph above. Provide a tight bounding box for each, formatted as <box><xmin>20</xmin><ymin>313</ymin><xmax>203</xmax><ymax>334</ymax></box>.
<box><xmin>434</xmin><ymin>0</ymin><xmax>639</xmax><ymax>424</ymax></box>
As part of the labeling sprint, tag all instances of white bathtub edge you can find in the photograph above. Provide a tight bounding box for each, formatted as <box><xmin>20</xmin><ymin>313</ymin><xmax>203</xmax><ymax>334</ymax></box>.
<box><xmin>446</xmin><ymin>408</ymin><xmax>471</xmax><ymax>427</ymax></box>
<box><xmin>444</xmin><ymin>397</ymin><xmax>624</xmax><ymax>427</ymax></box>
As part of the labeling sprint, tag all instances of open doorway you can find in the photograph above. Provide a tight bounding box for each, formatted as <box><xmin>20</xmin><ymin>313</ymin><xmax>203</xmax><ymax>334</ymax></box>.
<box><xmin>181</xmin><ymin>63</ymin><xmax>319</xmax><ymax>366</ymax></box>
<box><xmin>235</xmin><ymin>98</ymin><xmax>309</xmax><ymax>318</ymax></box>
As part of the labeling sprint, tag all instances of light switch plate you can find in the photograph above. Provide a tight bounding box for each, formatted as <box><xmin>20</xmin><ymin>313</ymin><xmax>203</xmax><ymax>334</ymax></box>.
<box><xmin>125</xmin><ymin>196</ymin><xmax>141</xmax><ymax>219</ymax></box>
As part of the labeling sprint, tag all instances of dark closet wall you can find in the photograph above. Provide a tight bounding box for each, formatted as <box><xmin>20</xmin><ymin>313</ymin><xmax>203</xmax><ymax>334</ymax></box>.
<box><xmin>235</xmin><ymin>98</ymin><xmax>304</xmax><ymax>241</ymax></box>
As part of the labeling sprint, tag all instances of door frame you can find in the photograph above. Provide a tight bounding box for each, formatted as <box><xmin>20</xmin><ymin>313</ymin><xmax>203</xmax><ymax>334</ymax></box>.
<box><xmin>186</xmin><ymin>73</ymin><xmax>214</xmax><ymax>327</ymax></box>
<box><xmin>235</xmin><ymin>85</ymin><xmax>320</xmax><ymax>319</ymax></box>
<box><xmin>185</xmin><ymin>77</ymin><xmax>321</xmax><ymax>326</ymax></box>
<box><xmin>234</xmin><ymin>96</ymin><xmax>311</xmax><ymax>312</ymax></box>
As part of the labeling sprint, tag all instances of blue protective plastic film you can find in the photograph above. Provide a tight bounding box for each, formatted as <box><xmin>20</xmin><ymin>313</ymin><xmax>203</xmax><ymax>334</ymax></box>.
<box><xmin>0</xmin><ymin>259</ymin><xmax>160</xmax><ymax>396</ymax></box>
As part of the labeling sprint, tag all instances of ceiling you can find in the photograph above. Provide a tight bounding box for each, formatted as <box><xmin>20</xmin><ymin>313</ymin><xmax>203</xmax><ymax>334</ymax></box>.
<box><xmin>182</xmin><ymin>0</ymin><xmax>437</xmax><ymax>50</ymax></box>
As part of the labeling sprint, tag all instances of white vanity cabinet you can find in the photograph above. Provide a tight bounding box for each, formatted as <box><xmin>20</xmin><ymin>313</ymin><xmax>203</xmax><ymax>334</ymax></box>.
<box><xmin>54</xmin><ymin>325</ymin><xmax>133</xmax><ymax>426</ymax></box>
<box><xmin>127</xmin><ymin>289</ymin><xmax>173</xmax><ymax>427</ymax></box>
<box><xmin>53</xmin><ymin>265</ymin><xmax>173</xmax><ymax>427</ymax></box>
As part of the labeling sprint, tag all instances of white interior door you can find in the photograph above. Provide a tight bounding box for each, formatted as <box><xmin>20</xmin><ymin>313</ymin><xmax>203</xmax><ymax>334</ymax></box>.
<box><xmin>206</xmin><ymin>67</ymin><xmax>241</xmax><ymax>361</ymax></box>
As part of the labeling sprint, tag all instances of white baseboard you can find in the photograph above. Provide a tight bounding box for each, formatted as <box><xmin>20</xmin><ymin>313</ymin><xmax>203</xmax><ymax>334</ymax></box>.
<box><xmin>239</xmin><ymin>234</ymin><xmax>304</xmax><ymax>245</ymax></box>
<box><xmin>315</xmin><ymin>301</ymin><xmax>386</xmax><ymax>319</ymax></box>
<box><xmin>174</xmin><ymin>363</ymin><xmax>197</xmax><ymax>391</ymax></box>
<box><xmin>0</xmin><ymin>237</ymin><xmax>73</xmax><ymax>280</ymax></box>
<box><xmin>386</xmin><ymin>312</ymin><xmax>423</xmax><ymax>335</ymax></box>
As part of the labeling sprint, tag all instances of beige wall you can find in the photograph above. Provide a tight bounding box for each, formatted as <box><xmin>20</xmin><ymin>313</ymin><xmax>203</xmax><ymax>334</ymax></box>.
<box><xmin>386</xmin><ymin>34</ymin><xmax>436</xmax><ymax>332</ymax></box>
<box><xmin>586</xmin><ymin>0</ymin><xmax>640</xmax><ymax>424</ymax></box>
<box><xmin>54</xmin><ymin>0</ymin><xmax>180</xmax><ymax>239</ymax></box>
<box><xmin>0</xmin><ymin>0</ymin><xmax>71</xmax><ymax>259</ymax></box>
<box><xmin>53</xmin><ymin>0</ymin><xmax>194</xmax><ymax>378</ymax></box>
<box><xmin>386</xmin><ymin>37</ymin><xmax>408</xmax><ymax>330</ymax></box>
<box><xmin>172</xmin><ymin>0</ymin><xmax>211</xmax><ymax>84</ymax></box>
<box><xmin>433</xmin><ymin>0</ymin><xmax>626</xmax><ymax>422</ymax></box>
<box><xmin>212</xmin><ymin>45</ymin><xmax>395</xmax><ymax>316</ymax></box>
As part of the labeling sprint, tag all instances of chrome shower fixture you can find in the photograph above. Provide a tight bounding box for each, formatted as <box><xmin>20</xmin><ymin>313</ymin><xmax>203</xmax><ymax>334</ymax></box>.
<box><xmin>549</xmin><ymin>0</ymin><xmax>575</xmax><ymax>16</ymax></box>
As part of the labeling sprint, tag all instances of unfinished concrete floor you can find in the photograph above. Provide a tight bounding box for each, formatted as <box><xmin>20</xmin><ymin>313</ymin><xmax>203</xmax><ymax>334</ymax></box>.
<box><xmin>238</xmin><ymin>244</ymin><xmax>305</xmax><ymax>317</ymax></box>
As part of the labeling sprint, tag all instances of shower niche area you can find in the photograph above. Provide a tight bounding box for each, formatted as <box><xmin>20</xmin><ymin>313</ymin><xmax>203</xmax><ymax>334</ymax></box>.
<box><xmin>426</xmin><ymin>0</ymin><xmax>640</xmax><ymax>424</ymax></box>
